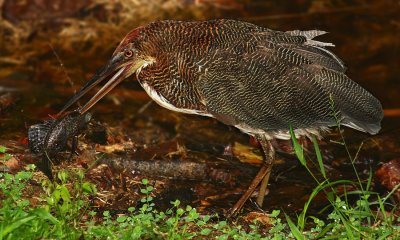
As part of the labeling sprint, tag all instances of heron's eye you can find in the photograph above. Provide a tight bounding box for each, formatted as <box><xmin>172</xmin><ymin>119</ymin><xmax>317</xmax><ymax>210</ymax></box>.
<box><xmin>124</xmin><ymin>49</ymin><xmax>134</xmax><ymax>58</ymax></box>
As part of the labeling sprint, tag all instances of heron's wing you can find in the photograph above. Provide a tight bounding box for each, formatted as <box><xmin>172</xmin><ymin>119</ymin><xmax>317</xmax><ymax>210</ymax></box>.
<box><xmin>197</xmin><ymin>31</ymin><xmax>383</xmax><ymax>135</ymax></box>
<box><xmin>251</xmin><ymin>29</ymin><xmax>347</xmax><ymax>72</ymax></box>
<box><xmin>219</xmin><ymin>21</ymin><xmax>347</xmax><ymax>72</ymax></box>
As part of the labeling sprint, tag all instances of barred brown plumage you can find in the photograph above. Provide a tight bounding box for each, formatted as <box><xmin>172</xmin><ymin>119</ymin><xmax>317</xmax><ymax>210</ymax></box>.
<box><xmin>60</xmin><ymin>19</ymin><xmax>383</xmax><ymax>217</ymax></box>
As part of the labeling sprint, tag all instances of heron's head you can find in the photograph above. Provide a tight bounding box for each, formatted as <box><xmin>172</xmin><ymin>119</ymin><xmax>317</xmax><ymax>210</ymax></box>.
<box><xmin>60</xmin><ymin>26</ymin><xmax>155</xmax><ymax>114</ymax></box>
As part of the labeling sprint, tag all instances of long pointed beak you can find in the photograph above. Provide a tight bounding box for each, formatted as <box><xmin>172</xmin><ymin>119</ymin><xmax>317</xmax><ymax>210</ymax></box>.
<box><xmin>59</xmin><ymin>56</ymin><xmax>130</xmax><ymax>115</ymax></box>
<box><xmin>78</xmin><ymin>66</ymin><xmax>128</xmax><ymax>114</ymax></box>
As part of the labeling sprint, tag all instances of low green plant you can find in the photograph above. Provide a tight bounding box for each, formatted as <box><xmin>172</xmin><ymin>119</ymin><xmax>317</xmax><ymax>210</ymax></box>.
<box><xmin>0</xmin><ymin>146</ymin><xmax>11</xmax><ymax>161</ymax></box>
<box><xmin>42</xmin><ymin>170</ymin><xmax>97</xmax><ymax>223</ymax></box>
<box><xmin>0</xmin><ymin>162</ymin><xmax>97</xmax><ymax>239</ymax></box>
<box><xmin>1</xmin><ymin>121</ymin><xmax>399</xmax><ymax>240</ymax></box>
<box><xmin>285</xmin><ymin>98</ymin><xmax>400</xmax><ymax>239</ymax></box>
<box><xmin>0</xmin><ymin>165</ymin><xmax>58</xmax><ymax>239</ymax></box>
<box><xmin>84</xmin><ymin>179</ymin><xmax>234</xmax><ymax>239</ymax></box>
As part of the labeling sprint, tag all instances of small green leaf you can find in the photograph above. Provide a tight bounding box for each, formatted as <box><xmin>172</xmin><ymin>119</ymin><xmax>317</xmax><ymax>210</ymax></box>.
<box><xmin>0</xmin><ymin>146</ymin><xmax>6</xmax><ymax>153</ymax></box>
<box><xmin>117</xmin><ymin>216</ymin><xmax>127</xmax><ymax>222</ymax></box>
<box><xmin>128</xmin><ymin>207</ymin><xmax>135</xmax><ymax>212</ymax></box>
<box><xmin>46</xmin><ymin>196</ymin><xmax>55</xmax><ymax>205</ymax></box>
<box><xmin>200</xmin><ymin>228</ymin><xmax>212</xmax><ymax>236</ymax></box>
<box><xmin>171</xmin><ymin>200</ymin><xmax>180</xmax><ymax>207</ymax></box>
<box><xmin>177</xmin><ymin>208</ymin><xmax>184</xmax><ymax>215</ymax></box>
<box><xmin>140</xmin><ymin>189</ymin><xmax>148</xmax><ymax>194</ymax></box>
<box><xmin>82</xmin><ymin>182</ymin><xmax>96</xmax><ymax>194</ymax></box>
<box><xmin>89</xmin><ymin>211</ymin><xmax>97</xmax><ymax>216</ymax></box>
<box><xmin>270</xmin><ymin>210</ymin><xmax>280</xmax><ymax>218</ymax></box>
<box><xmin>217</xmin><ymin>221</ymin><xmax>227</xmax><ymax>228</ymax></box>
<box><xmin>59</xmin><ymin>185</ymin><xmax>71</xmax><ymax>202</ymax></box>
<box><xmin>57</xmin><ymin>171</ymin><xmax>68</xmax><ymax>183</ymax></box>
<box><xmin>103</xmin><ymin>211</ymin><xmax>110</xmax><ymax>217</ymax></box>
<box><xmin>142</xmin><ymin>179</ymin><xmax>149</xmax><ymax>185</ymax></box>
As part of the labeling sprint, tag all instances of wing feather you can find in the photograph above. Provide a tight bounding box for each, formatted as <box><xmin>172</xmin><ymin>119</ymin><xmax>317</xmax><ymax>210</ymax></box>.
<box><xmin>197</xmin><ymin>27</ymin><xmax>383</xmax><ymax>134</ymax></box>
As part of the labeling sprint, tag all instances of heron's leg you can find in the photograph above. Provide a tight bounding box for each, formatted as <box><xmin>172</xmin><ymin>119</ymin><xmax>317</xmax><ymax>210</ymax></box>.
<box><xmin>227</xmin><ymin>163</ymin><xmax>269</xmax><ymax>218</ymax></box>
<box><xmin>255</xmin><ymin>135</ymin><xmax>275</xmax><ymax>207</ymax></box>
<box><xmin>227</xmin><ymin>135</ymin><xmax>275</xmax><ymax>218</ymax></box>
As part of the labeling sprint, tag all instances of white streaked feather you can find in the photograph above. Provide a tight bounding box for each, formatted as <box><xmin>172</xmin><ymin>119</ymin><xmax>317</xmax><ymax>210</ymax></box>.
<box><xmin>342</xmin><ymin>121</ymin><xmax>367</xmax><ymax>133</ymax></box>
<box><xmin>234</xmin><ymin>122</ymin><xmax>329</xmax><ymax>140</ymax></box>
<box><xmin>286</xmin><ymin>29</ymin><xmax>346</xmax><ymax>71</ymax></box>
<box><xmin>139</xmin><ymin>81</ymin><xmax>212</xmax><ymax>117</ymax></box>
<box><xmin>286</xmin><ymin>30</ymin><xmax>335</xmax><ymax>47</ymax></box>
<box><xmin>135</xmin><ymin>59</ymin><xmax>210</xmax><ymax>116</ymax></box>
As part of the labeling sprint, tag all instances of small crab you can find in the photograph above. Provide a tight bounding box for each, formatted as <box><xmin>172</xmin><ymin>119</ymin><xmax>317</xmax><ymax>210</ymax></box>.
<box><xmin>28</xmin><ymin>111</ymin><xmax>91</xmax><ymax>179</ymax></box>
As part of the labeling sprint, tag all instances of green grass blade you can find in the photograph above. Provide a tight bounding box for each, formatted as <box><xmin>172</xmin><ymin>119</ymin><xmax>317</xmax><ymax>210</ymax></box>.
<box><xmin>366</xmin><ymin>168</ymin><xmax>373</xmax><ymax>192</ymax></box>
<box><xmin>338</xmin><ymin>212</ymin><xmax>355</xmax><ymax>239</ymax></box>
<box><xmin>298</xmin><ymin>179</ymin><xmax>354</xmax><ymax>230</ymax></box>
<box><xmin>297</xmin><ymin>179</ymin><xmax>328</xmax><ymax>230</ymax></box>
<box><xmin>32</xmin><ymin>208</ymin><xmax>59</xmax><ymax>224</ymax></box>
<box><xmin>314</xmin><ymin>222</ymin><xmax>334</xmax><ymax>239</ymax></box>
<box><xmin>312</xmin><ymin>136</ymin><xmax>326</xmax><ymax>179</ymax></box>
<box><xmin>285</xmin><ymin>214</ymin><xmax>305</xmax><ymax>240</ymax></box>
<box><xmin>289</xmin><ymin>125</ymin><xmax>306</xmax><ymax>166</ymax></box>
<box><xmin>2</xmin><ymin>216</ymin><xmax>36</xmax><ymax>237</ymax></box>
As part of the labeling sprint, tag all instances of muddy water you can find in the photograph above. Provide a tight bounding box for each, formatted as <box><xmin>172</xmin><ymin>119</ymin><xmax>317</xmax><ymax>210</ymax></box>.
<box><xmin>0</xmin><ymin>0</ymin><xmax>399</xmax><ymax>217</ymax></box>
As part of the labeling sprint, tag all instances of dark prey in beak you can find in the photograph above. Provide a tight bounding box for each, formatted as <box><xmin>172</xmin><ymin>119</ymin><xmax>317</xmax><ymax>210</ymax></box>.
<box><xmin>28</xmin><ymin>111</ymin><xmax>91</xmax><ymax>179</ymax></box>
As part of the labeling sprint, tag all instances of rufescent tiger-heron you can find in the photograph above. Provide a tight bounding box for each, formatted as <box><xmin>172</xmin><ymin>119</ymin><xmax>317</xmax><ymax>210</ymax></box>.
<box><xmin>60</xmin><ymin>19</ymin><xmax>383</xmax><ymax>216</ymax></box>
